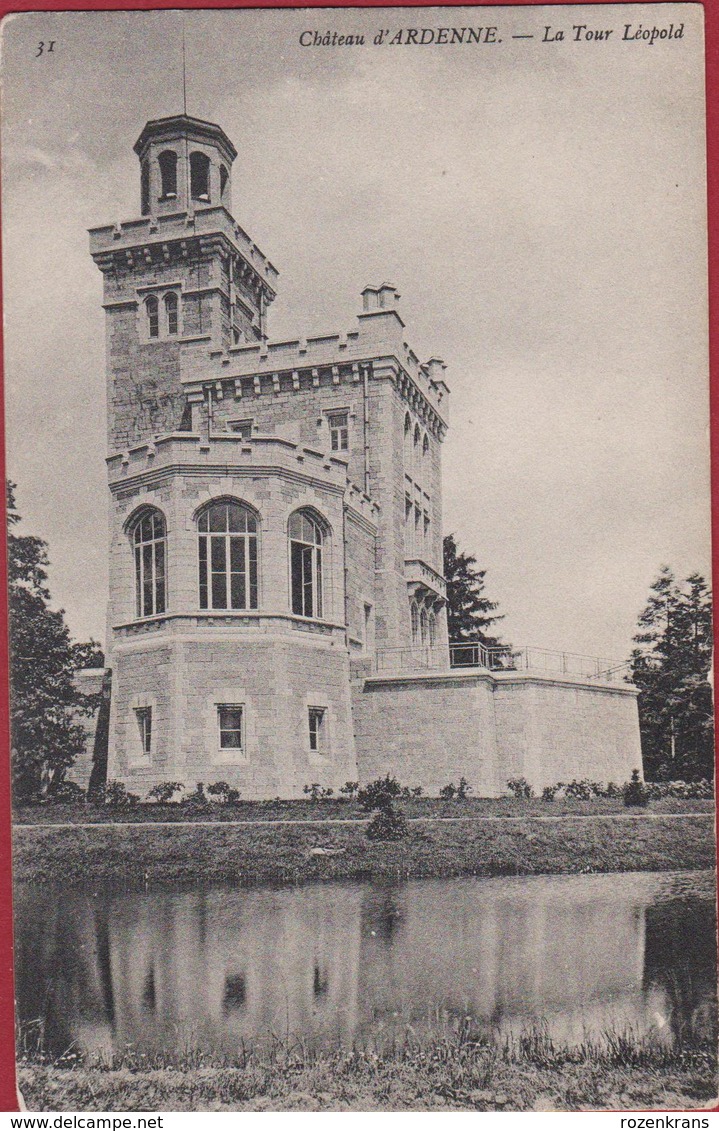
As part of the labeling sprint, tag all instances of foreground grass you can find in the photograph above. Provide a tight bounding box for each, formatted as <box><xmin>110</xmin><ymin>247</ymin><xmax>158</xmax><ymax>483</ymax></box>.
<box><xmin>18</xmin><ymin>1029</ymin><xmax>718</xmax><ymax>1112</ymax></box>
<box><xmin>13</xmin><ymin>796</ymin><xmax>715</xmax><ymax>824</ymax></box>
<box><xmin>13</xmin><ymin>811</ymin><xmax>715</xmax><ymax>885</ymax></box>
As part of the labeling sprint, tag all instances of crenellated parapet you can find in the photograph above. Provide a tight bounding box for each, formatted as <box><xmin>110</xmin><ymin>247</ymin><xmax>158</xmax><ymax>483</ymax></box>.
<box><xmin>90</xmin><ymin>206</ymin><xmax>278</xmax><ymax>309</ymax></box>
<box><xmin>178</xmin><ymin>294</ymin><xmax>450</xmax><ymax>438</ymax></box>
<box><xmin>107</xmin><ymin>431</ymin><xmax>352</xmax><ymax>494</ymax></box>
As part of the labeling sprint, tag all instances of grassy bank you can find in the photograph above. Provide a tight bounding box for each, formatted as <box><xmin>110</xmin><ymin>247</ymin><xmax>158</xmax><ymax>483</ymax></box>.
<box><xmin>17</xmin><ymin>1028</ymin><xmax>718</xmax><ymax>1111</ymax></box>
<box><xmin>13</xmin><ymin>796</ymin><xmax>715</xmax><ymax>824</ymax></box>
<box><xmin>13</xmin><ymin>810</ymin><xmax>715</xmax><ymax>886</ymax></box>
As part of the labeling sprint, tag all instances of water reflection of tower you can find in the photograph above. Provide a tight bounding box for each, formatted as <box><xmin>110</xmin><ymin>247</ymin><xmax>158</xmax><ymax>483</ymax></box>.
<box><xmin>643</xmin><ymin>892</ymin><xmax>718</xmax><ymax>1046</ymax></box>
<box><xmin>355</xmin><ymin>875</ymin><xmax>665</xmax><ymax>1043</ymax></box>
<box><xmin>13</xmin><ymin>888</ymin><xmax>115</xmax><ymax>1058</ymax></box>
<box><xmin>103</xmin><ymin>885</ymin><xmax>363</xmax><ymax>1054</ymax></box>
<box><xmin>14</xmin><ymin>874</ymin><xmax>715</xmax><ymax>1058</ymax></box>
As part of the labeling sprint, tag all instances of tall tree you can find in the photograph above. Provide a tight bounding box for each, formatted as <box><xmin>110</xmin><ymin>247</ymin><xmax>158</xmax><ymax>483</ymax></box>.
<box><xmin>7</xmin><ymin>482</ymin><xmax>102</xmax><ymax>801</ymax></box>
<box><xmin>443</xmin><ymin>533</ymin><xmax>503</xmax><ymax>644</ymax></box>
<box><xmin>630</xmin><ymin>567</ymin><xmax>714</xmax><ymax>782</ymax></box>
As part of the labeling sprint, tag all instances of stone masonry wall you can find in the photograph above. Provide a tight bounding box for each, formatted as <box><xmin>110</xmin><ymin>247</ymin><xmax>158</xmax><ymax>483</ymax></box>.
<box><xmin>352</xmin><ymin>671</ymin><xmax>642</xmax><ymax>797</ymax></box>
<box><xmin>491</xmin><ymin>675</ymin><xmax>643</xmax><ymax>793</ymax></box>
<box><xmin>109</xmin><ymin>636</ymin><xmax>357</xmax><ymax>798</ymax></box>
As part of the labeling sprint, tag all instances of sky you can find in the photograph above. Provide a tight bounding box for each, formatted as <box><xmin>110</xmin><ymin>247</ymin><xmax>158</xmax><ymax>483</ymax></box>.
<box><xmin>0</xmin><ymin>3</ymin><xmax>710</xmax><ymax>663</ymax></box>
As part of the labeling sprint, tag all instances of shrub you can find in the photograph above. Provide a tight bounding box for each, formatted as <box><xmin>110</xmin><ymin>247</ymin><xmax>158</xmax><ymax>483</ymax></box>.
<box><xmin>103</xmin><ymin>780</ymin><xmax>139</xmax><ymax>807</ymax></box>
<box><xmin>507</xmin><ymin>777</ymin><xmax>534</xmax><ymax>800</ymax></box>
<box><xmin>401</xmin><ymin>785</ymin><xmax>423</xmax><ymax>799</ymax></box>
<box><xmin>604</xmin><ymin>781</ymin><xmax>622</xmax><ymax>798</ymax></box>
<box><xmin>339</xmin><ymin>781</ymin><xmax>359</xmax><ymax>800</ymax></box>
<box><xmin>439</xmin><ymin>779</ymin><xmax>471</xmax><ymax>800</ymax></box>
<box><xmin>146</xmin><ymin>781</ymin><xmax>185</xmax><ymax>804</ymax></box>
<box><xmin>47</xmin><ymin>780</ymin><xmax>85</xmax><ymax>804</ymax></box>
<box><xmin>563</xmin><ymin>779</ymin><xmax>594</xmax><ymax>801</ymax></box>
<box><xmin>358</xmin><ymin>775</ymin><xmax>402</xmax><ymax>812</ymax></box>
<box><xmin>366</xmin><ymin>802</ymin><xmax>408</xmax><ymax>841</ymax></box>
<box><xmin>303</xmin><ymin>783</ymin><xmax>334</xmax><ymax>800</ymax></box>
<box><xmin>624</xmin><ymin>769</ymin><xmax>649</xmax><ymax>808</ymax></box>
<box><xmin>183</xmin><ymin>782</ymin><xmax>208</xmax><ymax>806</ymax></box>
<box><xmin>456</xmin><ymin>776</ymin><xmax>472</xmax><ymax>800</ymax></box>
<box><xmin>541</xmin><ymin>785</ymin><xmax>558</xmax><ymax>801</ymax></box>
<box><xmin>206</xmin><ymin>781</ymin><xmax>240</xmax><ymax>804</ymax></box>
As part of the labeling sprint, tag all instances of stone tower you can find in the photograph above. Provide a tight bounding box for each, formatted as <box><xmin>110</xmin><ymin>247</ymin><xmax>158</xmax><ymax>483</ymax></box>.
<box><xmin>90</xmin><ymin>114</ymin><xmax>450</xmax><ymax>798</ymax></box>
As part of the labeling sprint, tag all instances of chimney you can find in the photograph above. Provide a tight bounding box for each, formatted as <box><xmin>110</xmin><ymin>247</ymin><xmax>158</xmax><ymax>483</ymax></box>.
<box><xmin>361</xmin><ymin>283</ymin><xmax>400</xmax><ymax>312</ymax></box>
<box><xmin>425</xmin><ymin>357</ymin><xmax>447</xmax><ymax>382</ymax></box>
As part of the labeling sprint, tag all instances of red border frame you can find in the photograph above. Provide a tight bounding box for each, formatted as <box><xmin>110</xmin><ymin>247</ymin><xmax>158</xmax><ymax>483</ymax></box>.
<box><xmin>0</xmin><ymin>0</ymin><xmax>715</xmax><ymax>1114</ymax></box>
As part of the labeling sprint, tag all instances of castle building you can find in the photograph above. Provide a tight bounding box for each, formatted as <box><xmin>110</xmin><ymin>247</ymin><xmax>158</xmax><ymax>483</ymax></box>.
<box><xmin>84</xmin><ymin>114</ymin><xmax>642</xmax><ymax>798</ymax></box>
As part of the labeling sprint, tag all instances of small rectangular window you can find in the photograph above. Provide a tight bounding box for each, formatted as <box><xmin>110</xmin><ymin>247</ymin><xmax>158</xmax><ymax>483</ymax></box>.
<box><xmin>308</xmin><ymin>707</ymin><xmax>327</xmax><ymax>753</ymax></box>
<box><xmin>228</xmin><ymin>419</ymin><xmax>253</xmax><ymax>439</ymax></box>
<box><xmin>135</xmin><ymin>707</ymin><xmax>152</xmax><ymax>756</ymax></box>
<box><xmin>328</xmin><ymin>412</ymin><xmax>349</xmax><ymax>452</ymax></box>
<box><xmin>218</xmin><ymin>704</ymin><xmax>243</xmax><ymax>750</ymax></box>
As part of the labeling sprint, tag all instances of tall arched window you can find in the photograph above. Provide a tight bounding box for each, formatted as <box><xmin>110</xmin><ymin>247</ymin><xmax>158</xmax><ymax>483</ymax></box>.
<box><xmin>220</xmin><ymin>164</ymin><xmax>229</xmax><ymax>200</ymax></box>
<box><xmin>420</xmin><ymin>607</ymin><xmax>429</xmax><ymax>646</ymax></box>
<box><xmin>428</xmin><ymin>611</ymin><xmax>437</xmax><ymax>647</ymax></box>
<box><xmin>158</xmin><ymin>150</ymin><xmax>178</xmax><ymax>199</ymax></box>
<box><xmin>413</xmin><ymin>423</ymin><xmax>421</xmax><ymax>467</ymax></box>
<box><xmin>164</xmin><ymin>292</ymin><xmax>179</xmax><ymax>335</ymax></box>
<box><xmin>198</xmin><ymin>500</ymin><xmax>258</xmax><ymax>610</ymax></box>
<box><xmin>410</xmin><ymin>602</ymin><xmax>420</xmax><ymax>645</ymax></box>
<box><xmin>190</xmin><ymin>151</ymin><xmax>211</xmax><ymax>202</ymax></box>
<box><xmin>289</xmin><ymin>510</ymin><xmax>325</xmax><ymax>618</ymax></box>
<box><xmin>145</xmin><ymin>295</ymin><xmax>159</xmax><ymax>338</ymax></box>
<box><xmin>403</xmin><ymin>414</ymin><xmax>412</xmax><ymax>473</ymax></box>
<box><xmin>422</xmin><ymin>433</ymin><xmax>430</xmax><ymax>462</ymax></box>
<box><xmin>141</xmin><ymin>160</ymin><xmax>150</xmax><ymax>215</ymax></box>
<box><xmin>132</xmin><ymin>509</ymin><xmax>167</xmax><ymax>618</ymax></box>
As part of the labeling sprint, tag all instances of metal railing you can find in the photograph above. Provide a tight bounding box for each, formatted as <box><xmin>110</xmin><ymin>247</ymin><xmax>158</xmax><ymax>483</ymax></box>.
<box><xmin>372</xmin><ymin>643</ymin><xmax>630</xmax><ymax>682</ymax></box>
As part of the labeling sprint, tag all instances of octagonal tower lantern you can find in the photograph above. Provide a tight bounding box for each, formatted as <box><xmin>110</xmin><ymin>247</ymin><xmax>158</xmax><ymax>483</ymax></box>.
<box><xmin>134</xmin><ymin>114</ymin><xmax>238</xmax><ymax>218</ymax></box>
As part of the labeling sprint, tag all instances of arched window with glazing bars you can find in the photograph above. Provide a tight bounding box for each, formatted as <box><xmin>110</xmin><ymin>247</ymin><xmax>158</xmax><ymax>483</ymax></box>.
<box><xmin>289</xmin><ymin>510</ymin><xmax>325</xmax><ymax>618</ymax></box>
<box><xmin>131</xmin><ymin>508</ymin><xmax>167</xmax><ymax>618</ymax></box>
<box><xmin>164</xmin><ymin>292</ymin><xmax>179</xmax><ymax>335</ymax></box>
<box><xmin>410</xmin><ymin>602</ymin><xmax>420</xmax><ymax>646</ymax></box>
<box><xmin>198</xmin><ymin>500</ymin><xmax>259</xmax><ymax>611</ymax></box>
<box><xmin>145</xmin><ymin>295</ymin><xmax>159</xmax><ymax>338</ymax></box>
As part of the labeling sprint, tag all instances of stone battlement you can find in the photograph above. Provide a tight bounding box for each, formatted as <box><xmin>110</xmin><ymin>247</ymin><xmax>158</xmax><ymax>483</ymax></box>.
<box><xmin>107</xmin><ymin>431</ymin><xmax>351</xmax><ymax>490</ymax></box>
<box><xmin>89</xmin><ymin>205</ymin><xmax>278</xmax><ymax>294</ymax></box>
<box><xmin>179</xmin><ymin>306</ymin><xmax>450</xmax><ymax>428</ymax></box>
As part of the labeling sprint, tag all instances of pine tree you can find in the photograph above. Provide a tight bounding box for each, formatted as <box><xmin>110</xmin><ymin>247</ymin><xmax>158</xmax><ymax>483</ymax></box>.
<box><xmin>7</xmin><ymin>482</ymin><xmax>102</xmax><ymax>801</ymax></box>
<box><xmin>630</xmin><ymin>567</ymin><xmax>714</xmax><ymax>781</ymax></box>
<box><xmin>443</xmin><ymin>533</ymin><xmax>503</xmax><ymax>644</ymax></box>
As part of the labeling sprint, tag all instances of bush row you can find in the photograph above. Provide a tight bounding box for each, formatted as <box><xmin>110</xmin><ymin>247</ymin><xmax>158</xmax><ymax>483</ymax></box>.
<box><xmin>28</xmin><ymin>771</ymin><xmax>715</xmax><ymax>809</ymax></box>
<box><xmin>506</xmin><ymin>773</ymin><xmax>714</xmax><ymax>805</ymax></box>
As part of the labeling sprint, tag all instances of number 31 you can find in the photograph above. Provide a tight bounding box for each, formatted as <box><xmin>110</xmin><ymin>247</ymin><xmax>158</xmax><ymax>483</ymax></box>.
<box><xmin>36</xmin><ymin>41</ymin><xmax>55</xmax><ymax>57</ymax></box>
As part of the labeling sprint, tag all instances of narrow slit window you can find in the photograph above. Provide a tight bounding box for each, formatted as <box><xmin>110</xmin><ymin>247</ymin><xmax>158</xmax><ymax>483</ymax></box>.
<box><xmin>135</xmin><ymin>707</ymin><xmax>152</xmax><ymax>757</ymax></box>
<box><xmin>308</xmin><ymin>707</ymin><xmax>327</xmax><ymax>753</ymax></box>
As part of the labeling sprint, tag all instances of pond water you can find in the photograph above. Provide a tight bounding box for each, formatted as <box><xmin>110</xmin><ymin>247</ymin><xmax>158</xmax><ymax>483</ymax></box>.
<box><xmin>14</xmin><ymin>870</ymin><xmax>717</xmax><ymax>1058</ymax></box>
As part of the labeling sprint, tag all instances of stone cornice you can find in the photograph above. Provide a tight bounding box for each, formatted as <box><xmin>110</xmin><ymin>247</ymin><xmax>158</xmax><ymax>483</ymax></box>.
<box><xmin>89</xmin><ymin>206</ymin><xmax>278</xmax><ymax>303</ymax></box>
<box><xmin>107</xmin><ymin>432</ymin><xmax>351</xmax><ymax>497</ymax></box>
